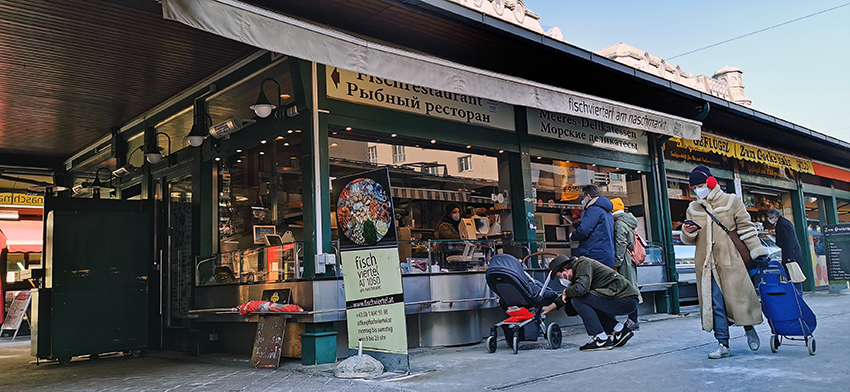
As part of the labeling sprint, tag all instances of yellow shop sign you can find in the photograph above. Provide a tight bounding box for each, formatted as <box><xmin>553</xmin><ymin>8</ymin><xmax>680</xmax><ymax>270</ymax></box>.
<box><xmin>0</xmin><ymin>193</ymin><xmax>44</xmax><ymax>207</ymax></box>
<box><xmin>674</xmin><ymin>134</ymin><xmax>814</xmax><ymax>174</ymax></box>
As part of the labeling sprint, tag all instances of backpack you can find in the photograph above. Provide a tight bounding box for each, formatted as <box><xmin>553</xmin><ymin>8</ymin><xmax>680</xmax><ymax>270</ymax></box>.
<box><xmin>628</xmin><ymin>227</ymin><xmax>647</xmax><ymax>265</ymax></box>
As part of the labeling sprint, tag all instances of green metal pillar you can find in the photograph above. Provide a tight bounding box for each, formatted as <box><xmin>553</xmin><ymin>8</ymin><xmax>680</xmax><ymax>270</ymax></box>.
<box><xmin>824</xmin><ymin>195</ymin><xmax>840</xmax><ymax>225</ymax></box>
<box><xmin>790</xmin><ymin>187</ymin><xmax>814</xmax><ymax>291</ymax></box>
<box><xmin>300</xmin><ymin>323</ymin><xmax>338</xmax><ymax>365</ymax></box>
<box><xmin>297</xmin><ymin>60</ymin><xmax>336</xmax><ymax>365</ymax></box>
<box><xmin>648</xmin><ymin>134</ymin><xmax>679</xmax><ymax>314</ymax></box>
<box><xmin>510</xmin><ymin>108</ymin><xmax>538</xmax><ymax>266</ymax></box>
<box><xmin>299</xmin><ymin>60</ymin><xmax>332</xmax><ymax>279</ymax></box>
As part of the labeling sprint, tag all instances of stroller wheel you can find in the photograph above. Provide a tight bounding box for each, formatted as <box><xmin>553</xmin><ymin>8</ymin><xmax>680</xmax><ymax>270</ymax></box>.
<box><xmin>806</xmin><ymin>336</ymin><xmax>816</xmax><ymax>355</ymax></box>
<box><xmin>486</xmin><ymin>336</ymin><xmax>497</xmax><ymax>353</ymax></box>
<box><xmin>769</xmin><ymin>334</ymin><xmax>779</xmax><ymax>353</ymax></box>
<box><xmin>512</xmin><ymin>335</ymin><xmax>519</xmax><ymax>355</ymax></box>
<box><xmin>547</xmin><ymin>323</ymin><xmax>562</xmax><ymax>349</ymax></box>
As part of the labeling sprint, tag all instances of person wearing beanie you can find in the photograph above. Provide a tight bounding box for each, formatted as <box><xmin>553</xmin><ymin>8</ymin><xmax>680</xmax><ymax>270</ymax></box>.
<box><xmin>436</xmin><ymin>203</ymin><xmax>461</xmax><ymax>240</ymax></box>
<box><xmin>542</xmin><ymin>255</ymin><xmax>639</xmax><ymax>351</ymax></box>
<box><xmin>611</xmin><ymin>198</ymin><xmax>641</xmax><ymax>330</ymax></box>
<box><xmin>570</xmin><ymin>185</ymin><xmax>616</xmax><ymax>268</ymax></box>
<box><xmin>681</xmin><ymin>164</ymin><xmax>767</xmax><ymax>359</ymax></box>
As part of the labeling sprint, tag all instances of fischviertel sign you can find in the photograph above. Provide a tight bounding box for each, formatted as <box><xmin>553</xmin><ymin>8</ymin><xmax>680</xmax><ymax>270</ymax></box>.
<box><xmin>0</xmin><ymin>193</ymin><xmax>44</xmax><ymax>207</ymax></box>
<box><xmin>527</xmin><ymin>108</ymin><xmax>649</xmax><ymax>155</ymax></box>
<box><xmin>327</xmin><ymin>67</ymin><xmax>515</xmax><ymax>131</ymax></box>
<box><xmin>674</xmin><ymin>133</ymin><xmax>815</xmax><ymax>174</ymax></box>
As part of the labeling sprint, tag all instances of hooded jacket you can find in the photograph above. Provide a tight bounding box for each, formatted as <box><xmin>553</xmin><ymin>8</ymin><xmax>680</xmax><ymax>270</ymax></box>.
<box><xmin>681</xmin><ymin>186</ymin><xmax>767</xmax><ymax>332</ymax></box>
<box><xmin>571</xmin><ymin>195</ymin><xmax>615</xmax><ymax>268</ymax></box>
<box><xmin>613</xmin><ymin>210</ymin><xmax>639</xmax><ymax>285</ymax></box>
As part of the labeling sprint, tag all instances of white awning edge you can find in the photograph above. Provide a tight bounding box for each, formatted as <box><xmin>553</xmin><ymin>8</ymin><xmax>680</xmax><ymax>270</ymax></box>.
<box><xmin>162</xmin><ymin>0</ymin><xmax>702</xmax><ymax>140</ymax></box>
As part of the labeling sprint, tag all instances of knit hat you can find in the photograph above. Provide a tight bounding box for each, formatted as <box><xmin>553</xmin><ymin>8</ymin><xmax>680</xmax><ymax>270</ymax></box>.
<box><xmin>445</xmin><ymin>203</ymin><xmax>460</xmax><ymax>215</ymax></box>
<box><xmin>689</xmin><ymin>164</ymin><xmax>713</xmax><ymax>187</ymax></box>
<box><xmin>610</xmin><ymin>198</ymin><xmax>624</xmax><ymax>212</ymax></box>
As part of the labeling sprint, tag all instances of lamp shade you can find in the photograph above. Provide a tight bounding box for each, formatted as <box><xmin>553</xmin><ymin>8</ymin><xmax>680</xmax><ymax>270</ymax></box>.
<box><xmin>186</xmin><ymin>123</ymin><xmax>207</xmax><ymax>147</ymax></box>
<box><xmin>250</xmin><ymin>89</ymin><xmax>276</xmax><ymax>118</ymax></box>
<box><xmin>146</xmin><ymin>152</ymin><xmax>163</xmax><ymax>164</ymax></box>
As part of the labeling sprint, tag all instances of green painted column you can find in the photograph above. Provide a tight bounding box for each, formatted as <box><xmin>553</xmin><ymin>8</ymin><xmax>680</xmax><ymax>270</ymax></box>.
<box><xmin>511</xmin><ymin>108</ymin><xmax>538</xmax><ymax>266</ymax></box>
<box><xmin>648</xmin><ymin>134</ymin><xmax>678</xmax><ymax>314</ymax></box>
<box><xmin>299</xmin><ymin>60</ymin><xmax>332</xmax><ymax>279</ymax></box>
<box><xmin>790</xmin><ymin>187</ymin><xmax>814</xmax><ymax>292</ymax></box>
<box><xmin>824</xmin><ymin>195</ymin><xmax>840</xmax><ymax>225</ymax></box>
<box><xmin>297</xmin><ymin>60</ymin><xmax>336</xmax><ymax>365</ymax></box>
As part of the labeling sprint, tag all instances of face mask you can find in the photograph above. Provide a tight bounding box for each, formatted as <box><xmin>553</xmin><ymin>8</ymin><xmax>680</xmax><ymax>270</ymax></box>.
<box><xmin>769</xmin><ymin>218</ymin><xmax>778</xmax><ymax>225</ymax></box>
<box><xmin>580</xmin><ymin>198</ymin><xmax>589</xmax><ymax>208</ymax></box>
<box><xmin>451</xmin><ymin>212</ymin><xmax>460</xmax><ymax>221</ymax></box>
<box><xmin>694</xmin><ymin>187</ymin><xmax>710</xmax><ymax>199</ymax></box>
<box><xmin>559</xmin><ymin>278</ymin><xmax>572</xmax><ymax>287</ymax></box>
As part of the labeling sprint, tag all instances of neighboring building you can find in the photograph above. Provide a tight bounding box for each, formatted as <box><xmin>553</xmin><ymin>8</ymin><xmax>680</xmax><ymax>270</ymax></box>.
<box><xmin>597</xmin><ymin>43</ymin><xmax>752</xmax><ymax>107</ymax></box>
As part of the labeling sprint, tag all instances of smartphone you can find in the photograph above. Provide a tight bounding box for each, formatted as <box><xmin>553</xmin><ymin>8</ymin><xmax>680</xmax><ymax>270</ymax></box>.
<box><xmin>683</xmin><ymin>220</ymin><xmax>702</xmax><ymax>230</ymax></box>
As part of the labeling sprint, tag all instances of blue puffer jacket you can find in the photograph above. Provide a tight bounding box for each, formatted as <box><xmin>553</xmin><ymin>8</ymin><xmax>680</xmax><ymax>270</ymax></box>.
<box><xmin>571</xmin><ymin>196</ymin><xmax>615</xmax><ymax>268</ymax></box>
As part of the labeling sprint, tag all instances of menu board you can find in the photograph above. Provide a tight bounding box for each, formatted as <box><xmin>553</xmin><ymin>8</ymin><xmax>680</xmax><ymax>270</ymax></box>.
<box><xmin>1</xmin><ymin>291</ymin><xmax>31</xmax><ymax>339</ymax></box>
<box><xmin>250</xmin><ymin>315</ymin><xmax>287</xmax><ymax>369</ymax></box>
<box><xmin>823</xmin><ymin>224</ymin><xmax>850</xmax><ymax>281</ymax></box>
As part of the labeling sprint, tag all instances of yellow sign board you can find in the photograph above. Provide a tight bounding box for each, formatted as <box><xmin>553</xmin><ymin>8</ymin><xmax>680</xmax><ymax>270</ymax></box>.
<box><xmin>674</xmin><ymin>134</ymin><xmax>814</xmax><ymax>174</ymax></box>
<box><xmin>341</xmin><ymin>247</ymin><xmax>407</xmax><ymax>355</ymax></box>
<box><xmin>0</xmin><ymin>193</ymin><xmax>44</xmax><ymax>207</ymax></box>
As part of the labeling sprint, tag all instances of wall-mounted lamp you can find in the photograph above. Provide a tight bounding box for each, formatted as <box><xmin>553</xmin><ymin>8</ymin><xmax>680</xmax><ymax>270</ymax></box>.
<box><xmin>112</xmin><ymin>146</ymin><xmax>144</xmax><ymax>178</ymax></box>
<box><xmin>186</xmin><ymin>121</ymin><xmax>207</xmax><ymax>147</ymax></box>
<box><xmin>186</xmin><ymin>85</ymin><xmax>217</xmax><ymax>148</ymax></box>
<box><xmin>73</xmin><ymin>168</ymin><xmax>115</xmax><ymax>199</ymax></box>
<box><xmin>250</xmin><ymin>78</ymin><xmax>282</xmax><ymax>119</ymax></box>
<box><xmin>145</xmin><ymin>129</ymin><xmax>172</xmax><ymax>164</ymax></box>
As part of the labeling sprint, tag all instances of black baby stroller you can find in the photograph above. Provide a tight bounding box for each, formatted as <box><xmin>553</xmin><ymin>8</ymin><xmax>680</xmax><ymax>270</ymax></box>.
<box><xmin>759</xmin><ymin>260</ymin><xmax>817</xmax><ymax>355</ymax></box>
<box><xmin>485</xmin><ymin>252</ymin><xmax>562</xmax><ymax>354</ymax></box>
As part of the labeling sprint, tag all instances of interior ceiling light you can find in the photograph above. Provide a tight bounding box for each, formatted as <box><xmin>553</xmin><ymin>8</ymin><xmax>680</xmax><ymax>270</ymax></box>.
<box><xmin>391</xmin><ymin>134</ymin><xmax>397</xmax><ymax>137</ymax></box>
<box><xmin>280</xmin><ymin>93</ymin><xmax>291</xmax><ymax>99</ymax></box>
<box><xmin>345</xmin><ymin>127</ymin><xmax>352</xmax><ymax>131</ymax></box>
<box><xmin>466</xmin><ymin>145</ymin><xmax>471</xmax><ymax>149</ymax></box>
<box><xmin>287</xmin><ymin>129</ymin><xmax>293</xmax><ymax>134</ymax></box>
<box><xmin>250</xmin><ymin>78</ymin><xmax>281</xmax><ymax>119</ymax></box>
<box><xmin>236</xmin><ymin>149</ymin><xmax>243</xmax><ymax>153</ymax></box>
<box><xmin>499</xmin><ymin>150</ymin><xmax>504</xmax><ymax>153</ymax></box>
<box><xmin>430</xmin><ymin>140</ymin><xmax>436</xmax><ymax>144</ymax></box>
<box><xmin>261</xmin><ymin>140</ymin><xmax>267</xmax><ymax>144</ymax></box>
<box><xmin>276</xmin><ymin>136</ymin><xmax>284</xmax><ymax>140</ymax></box>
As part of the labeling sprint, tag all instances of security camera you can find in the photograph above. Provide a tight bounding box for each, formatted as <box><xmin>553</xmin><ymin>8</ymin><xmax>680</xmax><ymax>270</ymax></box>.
<box><xmin>209</xmin><ymin>117</ymin><xmax>257</xmax><ymax>139</ymax></box>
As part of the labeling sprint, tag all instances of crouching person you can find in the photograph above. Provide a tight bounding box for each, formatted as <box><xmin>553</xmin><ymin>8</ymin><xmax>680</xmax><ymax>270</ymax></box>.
<box><xmin>542</xmin><ymin>255</ymin><xmax>639</xmax><ymax>351</ymax></box>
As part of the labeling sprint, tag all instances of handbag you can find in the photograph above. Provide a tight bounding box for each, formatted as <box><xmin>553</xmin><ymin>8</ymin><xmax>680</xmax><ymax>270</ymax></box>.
<box><xmin>701</xmin><ymin>205</ymin><xmax>755</xmax><ymax>270</ymax></box>
<box><xmin>786</xmin><ymin>261</ymin><xmax>807</xmax><ymax>283</ymax></box>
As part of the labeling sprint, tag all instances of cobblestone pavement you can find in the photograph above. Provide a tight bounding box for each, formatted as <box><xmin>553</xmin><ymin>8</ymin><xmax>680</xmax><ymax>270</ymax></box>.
<box><xmin>2</xmin><ymin>290</ymin><xmax>848</xmax><ymax>392</ymax></box>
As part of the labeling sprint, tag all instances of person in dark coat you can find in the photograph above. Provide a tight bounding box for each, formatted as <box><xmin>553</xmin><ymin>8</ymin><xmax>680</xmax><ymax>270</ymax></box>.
<box><xmin>768</xmin><ymin>208</ymin><xmax>804</xmax><ymax>291</ymax></box>
<box><xmin>570</xmin><ymin>185</ymin><xmax>615</xmax><ymax>268</ymax></box>
<box><xmin>436</xmin><ymin>203</ymin><xmax>461</xmax><ymax>239</ymax></box>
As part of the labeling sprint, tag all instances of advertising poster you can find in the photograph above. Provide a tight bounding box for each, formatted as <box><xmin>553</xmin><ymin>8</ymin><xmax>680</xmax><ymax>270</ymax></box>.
<box><xmin>332</xmin><ymin>168</ymin><xmax>398</xmax><ymax>251</ymax></box>
<box><xmin>824</xmin><ymin>224</ymin><xmax>850</xmax><ymax>281</ymax></box>
<box><xmin>341</xmin><ymin>248</ymin><xmax>407</xmax><ymax>355</ymax></box>
<box><xmin>333</xmin><ymin>168</ymin><xmax>408</xmax><ymax>372</ymax></box>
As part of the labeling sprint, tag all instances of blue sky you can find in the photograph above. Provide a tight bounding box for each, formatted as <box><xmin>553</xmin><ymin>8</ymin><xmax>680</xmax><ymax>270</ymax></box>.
<box><xmin>523</xmin><ymin>0</ymin><xmax>850</xmax><ymax>143</ymax></box>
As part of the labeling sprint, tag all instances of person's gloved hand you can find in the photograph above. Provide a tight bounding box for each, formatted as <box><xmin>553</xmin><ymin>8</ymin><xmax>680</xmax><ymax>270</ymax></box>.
<box><xmin>754</xmin><ymin>255</ymin><xmax>771</xmax><ymax>269</ymax></box>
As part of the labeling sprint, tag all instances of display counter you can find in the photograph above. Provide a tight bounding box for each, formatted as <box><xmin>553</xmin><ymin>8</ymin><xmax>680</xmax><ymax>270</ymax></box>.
<box><xmin>191</xmin><ymin>240</ymin><xmax>672</xmax><ymax>351</ymax></box>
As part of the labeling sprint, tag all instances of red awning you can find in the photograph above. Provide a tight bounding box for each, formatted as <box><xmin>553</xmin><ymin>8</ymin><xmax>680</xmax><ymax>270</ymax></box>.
<box><xmin>0</xmin><ymin>220</ymin><xmax>43</xmax><ymax>253</ymax></box>
<box><xmin>813</xmin><ymin>162</ymin><xmax>850</xmax><ymax>183</ymax></box>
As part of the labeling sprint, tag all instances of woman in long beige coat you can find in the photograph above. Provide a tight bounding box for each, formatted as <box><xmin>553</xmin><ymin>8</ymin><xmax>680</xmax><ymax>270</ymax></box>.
<box><xmin>681</xmin><ymin>165</ymin><xmax>767</xmax><ymax>359</ymax></box>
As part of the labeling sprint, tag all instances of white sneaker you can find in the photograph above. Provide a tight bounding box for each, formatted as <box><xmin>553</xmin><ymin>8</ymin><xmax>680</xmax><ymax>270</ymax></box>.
<box><xmin>746</xmin><ymin>328</ymin><xmax>760</xmax><ymax>351</ymax></box>
<box><xmin>708</xmin><ymin>343</ymin><xmax>731</xmax><ymax>359</ymax></box>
